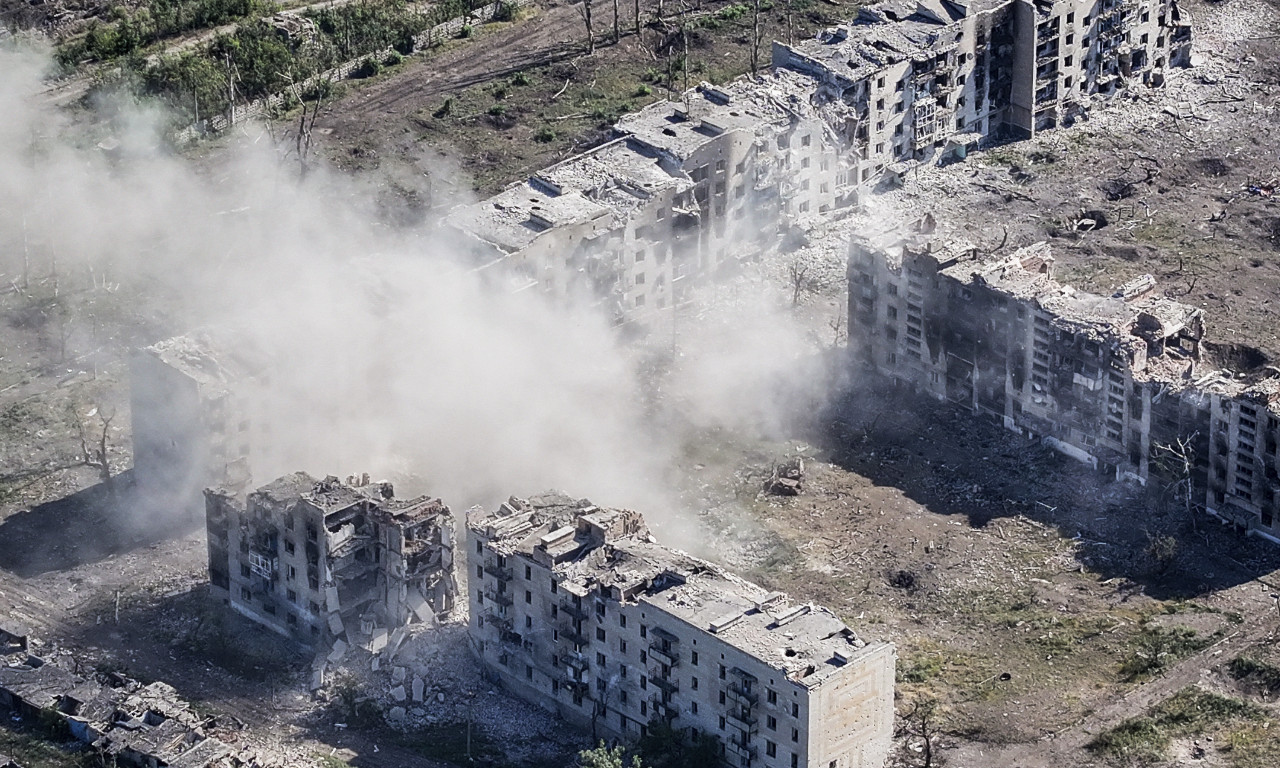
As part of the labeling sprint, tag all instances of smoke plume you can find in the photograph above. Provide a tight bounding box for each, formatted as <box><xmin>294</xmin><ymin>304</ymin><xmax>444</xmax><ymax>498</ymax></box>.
<box><xmin>0</xmin><ymin>46</ymin><xmax>828</xmax><ymax>545</ymax></box>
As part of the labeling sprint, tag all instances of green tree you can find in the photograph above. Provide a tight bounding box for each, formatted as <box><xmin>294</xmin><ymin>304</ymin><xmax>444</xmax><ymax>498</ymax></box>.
<box><xmin>579</xmin><ymin>742</ymin><xmax>643</xmax><ymax>768</ymax></box>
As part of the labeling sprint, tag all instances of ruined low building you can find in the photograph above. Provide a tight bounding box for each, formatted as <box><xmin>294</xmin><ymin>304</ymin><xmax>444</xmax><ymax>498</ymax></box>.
<box><xmin>206</xmin><ymin>472</ymin><xmax>457</xmax><ymax>648</ymax></box>
<box><xmin>0</xmin><ymin>636</ymin><xmax>245</xmax><ymax>768</ymax></box>
<box><xmin>468</xmin><ymin>492</ymin><xmax>895</xmax><ymax>768</ymax></box>
<box><xmin>847</xmin><ymin>218</ymin><xmax>1280</xmax><ymax>542</ymax></box>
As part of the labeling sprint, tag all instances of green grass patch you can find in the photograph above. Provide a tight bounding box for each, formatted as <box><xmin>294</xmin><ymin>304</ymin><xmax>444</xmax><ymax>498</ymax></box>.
<box><xmin>898</xmin><ymin>650</ymin><xmax>945</xmax><ymax>684</ymax></box>
<box><xmin>1119</xmin><ymin>625</ymin><xmax>1215</xmax><ymax>681</ymax></box>
<box><xmin>1221</xmin><ymin>721</ymin><xmax>1280</xmax><ymax>768</ymax></box>
<box><xmin>1089</xmin><ymin>687</ymin><xmax>1262</xmax><ymax>764</ymax></box>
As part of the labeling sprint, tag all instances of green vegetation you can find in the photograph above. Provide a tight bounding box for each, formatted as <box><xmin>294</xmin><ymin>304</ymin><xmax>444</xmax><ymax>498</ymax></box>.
<box><xmin>1089</xmin><ymin>687</ymin><xmax>1262</xmax><ymax>765</ymax></box>
<box><xmin>58</xmin><ymin>0</ymin><xmax>272</xmax><ymax>65</ymax></box>
<box><xmin>580</xmin><ymin>742</ymin><xmax>644</xmax><ymax>768</ymax></box>
<box><xmin>576</xmin><ymin>723</ymin><xmax>720</xmax><ymax>768</ymax></box>
<box><xmin>78</xmin><ymin>0</ymin><xmax>493</xmax><ymax>125</ymax></box>
<box><xmin>1119</xmin><ymin>625</ymin><xmax>1216</xmax><ymax>681</ymax></box>
<box><xmin>897</xmin><ymin>650</ymin><xmax>945</xmax><ymax>684</ymax></box>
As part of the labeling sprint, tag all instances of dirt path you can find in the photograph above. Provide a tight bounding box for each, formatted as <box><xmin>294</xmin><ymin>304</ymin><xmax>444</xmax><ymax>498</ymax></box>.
<box><xmin>318</xmin><ymin>1</ymin><xmax>588</xmax><ymax>131</ymax></box>
<box><xmin>950</xmin><ymin>579</ymin><xmax>1280</xmax><ymax>767</ymax></box>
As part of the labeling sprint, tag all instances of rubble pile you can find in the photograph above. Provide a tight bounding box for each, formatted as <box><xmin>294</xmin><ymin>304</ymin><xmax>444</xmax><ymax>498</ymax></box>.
<box><xmin>319</xmin><ymin>620</ymin><xmax>583</xmax><ymax>765</ymax></box>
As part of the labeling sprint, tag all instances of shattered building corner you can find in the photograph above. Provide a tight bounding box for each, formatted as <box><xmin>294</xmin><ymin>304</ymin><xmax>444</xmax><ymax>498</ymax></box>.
<box><xmin>205</xmin><ymin>472</ymin><xmax>457</xmax><ymax>648</ymax></box>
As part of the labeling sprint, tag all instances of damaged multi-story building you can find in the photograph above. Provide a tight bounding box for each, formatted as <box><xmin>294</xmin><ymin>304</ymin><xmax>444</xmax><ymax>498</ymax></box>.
<box><xmin>446</xmin><ymin>70</ymin><xmax>850</xmax><ymax>333</ymax></box>
<box><xmin>131</xmin><ymin>330</ymin><xmax>262</xmax><ymax>515</ymax></box>
<box><xmin>846</xmin><ymin>216</ymin><xmax>1280</xmax><ymax>542</ymax></box>
<box><xmin>446</xmin><ymin>0</ymin><xmax>1191</xmax><ymax>334</ymax></box>
<box><xmin>205</xmin><ymin>472</ymin><xmax>457</xmax><ymax>647</ymax></box>
<box><xmin>776</xmin><ymin>0</ymin><xmax>1193</xmax><ymax>172</ymax></box>
<box><xmin>467</xmin><ymin>492</ymin><xmax>895</xmax><ymax>767</ymax></box>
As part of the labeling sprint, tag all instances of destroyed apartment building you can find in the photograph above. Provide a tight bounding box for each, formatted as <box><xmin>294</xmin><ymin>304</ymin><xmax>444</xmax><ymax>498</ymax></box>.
<box><xmin>446</xmin><ymin>0</ymin><xmax>1191</xmax><ymax>333</ymax></box>
<box><xmin>205</xmin><ymin>472</ymin><xmax>457</xmax><ymax>648</ymax></box>
<box><xmin>131</xmin><ymin>330</ymin><xmax>262</xmax><ymax>516</ymax></box>
<box><xmin>0</xmin><ymin>626</ymin><xmax>266</xmax><ymax>768</ymax></box>
<box><xmin>468</xmin><ymin>493</ymin><xmax>895</xmax><ymax>768</ymax></box>
<box><xmin>847</xmin><ymin>216</ymin><xmax>1280</xmax><ymax>542</ymax></box>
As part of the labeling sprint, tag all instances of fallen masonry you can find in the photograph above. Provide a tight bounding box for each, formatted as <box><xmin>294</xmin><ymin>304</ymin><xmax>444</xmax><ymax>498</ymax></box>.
<box><xmin>205</xmin><ymin>472</ymin><xmax>457</xmax><ymax>651</ymax></box>
<box><xmin>848</xmin><ymin>215</ymin><xmax>1280</xmax><ymax>542</ymax></box>
<box><xmin>0</xmin><ymin>626</ymin><xmax>280</xmax><ymax>767</ymax></box>
<box><xmin>468</xmin><ymin>492</ymin><xmax>896</xmax><ymax>768</ymax></box>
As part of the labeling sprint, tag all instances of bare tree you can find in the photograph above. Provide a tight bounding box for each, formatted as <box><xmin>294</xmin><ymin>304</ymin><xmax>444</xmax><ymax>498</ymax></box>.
<box><xmin>1152</xmin><ymin>433</ymin><xmax>1200</xmax><ymax>532</ymax></box>
<box><xmin>788</xmin><ymin>257</ymin><xmax>813</xmax><ymax>306</ymax></box>
<box><xmin>612</xmin><ymin>0</ymin><xmax>620</xmax><ymax>42</ymax></box>
<box><xmin>577</xmin><ymin>0</ymin><xmax>596</xmax><ymax>53</ymax></box>
<box><xmin>751</xmin><ymin>0</ymin><xmax>762</xmax><ymax>73</ymax></box>
<box><xmin>893</xmin><ymin>696</ymin><xmax>947</xmax><ymax>768</ymax></box>
<box><xmin>829</xmin><ymin>306</ymin><xmax>846</xmax><ymax>348</ymax></box>
<box><xmin>77</xmin><ymin>405</ymin><xmax>116</xmax><ymax>497</ymax></box>
<box><xmin>633</xmin><ymin>0</ymin><xmax>641</xmax><ymax>35</ymax></box>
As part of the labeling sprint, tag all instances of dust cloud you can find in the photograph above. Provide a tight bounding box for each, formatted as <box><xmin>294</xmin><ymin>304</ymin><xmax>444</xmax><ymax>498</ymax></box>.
<box><xmin>0</xmin><ymin>47</ymin><xmax>827</xmax><ymax>544</ymax></box>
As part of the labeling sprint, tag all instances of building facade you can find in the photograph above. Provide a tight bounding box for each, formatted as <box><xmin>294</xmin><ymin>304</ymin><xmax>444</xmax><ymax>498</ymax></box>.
<box><xmin>467</xmin><ymin>492</ymin><xmax>895</xmax><ymax>768</ymax></box>
<box><xmin>447</xmin><ymin>71</ymin><xmax>850</xmax><ymax>335</ymax></box>
<box><xmin>130</xmin><ymin>331</ymin><xmax>259</xmax><ymax>516</ymax></box>
<box><xmin>846</xmin><ymin>217</ymin><xmax>1280</xmax><ymax>541</ymax></box>
<box><xmin>205</xmin><ymin>472</ymin><xmax>457</xmax><ymax>647</ymax></box>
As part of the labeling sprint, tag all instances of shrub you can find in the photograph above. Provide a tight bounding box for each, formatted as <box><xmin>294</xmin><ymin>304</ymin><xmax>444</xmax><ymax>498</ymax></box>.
<box><xmin>352</xmin><ymin>57</ymin><xmax>381</xmax><ymax>78</ymax></box>
<box><xmin>533</xmin><ymin>126</ymin><xmax>555</xmax><ymax>143</ymax></box>
<box><xmin>492</xmin><ymin>0</ymin><xmax>519</xmax><ymax>22</ymax></box>
<box><xmin>457</xmin><ymin>23</ymin><xmax>472</xmax><ymax>38</ymax></box>
<box><xmin>383</xmin><ymin>50</ymin><xmax>404</xmax><ymax>67</ymax></box>
<box><xmin>511</xmin><ymin>70</ymin><xmax>531</xmax><ymax>86</ymax></box>
<box><xmin>634</xmin><ymin>83</ymin><xmax>653</xmax><ymax>97</ymax></box>
<box><xmin>487</xmin><ymin>103</ymin><xmax>507</xmax><ymax>117</ymax></box>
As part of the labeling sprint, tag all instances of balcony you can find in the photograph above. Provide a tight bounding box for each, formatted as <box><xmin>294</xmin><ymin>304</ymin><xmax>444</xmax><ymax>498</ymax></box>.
<box><xmin>560</xmin><ymin>600</ymin><xmax>589</xmax><ymax>621</ymax></box>
<box><xmin>483</xmin><ymin>560</ymin><xmax>513</xmax><ymax>580</ymax></box>
<box><xmin>559</xmin><ymin>623</ymin><xmax>590</xmax><ymax>647</ymax></box>
<box><xmin>484</xmin><ymin>589</ymin><xmax>513</xmax><ymax>607</ymax></box>
<box><xmin>483</xmin><ymin>610</ymin><xmax>512</xmax><ymax>633</ymax></box>
<box><xmin>727</xmin><ymin>711</ymin><xmax>759</xmax><ymax>736</ymax></box>
<box><xmin>649</xmin><ymin>696</ymin><xmax>678</xmax><ymax>720</ymax></box>
<box><xmin>649</xmin><ymin>675</ymin><xmax>679</xmax><ymax>695</ymax></box>
<box><xmin>648</xmin><ymin>644</ymin><xmax>678</xmax><ymax>668</ymax></box>
<box><xmin>726</xmin><ymin>683</ymin><xmax>758</xmax><ymax>707</ymax></box>
<box><xmin>725</xmin><ymin>739</ymin><xmax>757</xmax><ymax>760</ymax></box>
